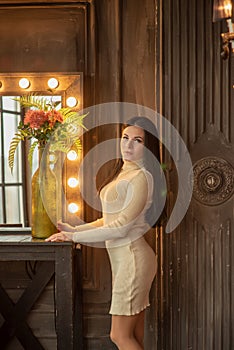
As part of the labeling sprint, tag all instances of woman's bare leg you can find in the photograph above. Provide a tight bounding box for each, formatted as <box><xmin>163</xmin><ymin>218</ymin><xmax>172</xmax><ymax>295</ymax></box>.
<box><xmin>134</xmin><ymin>310</ymin><xmax>145</xmax><ymax>347</ymax></box>
<box><xmin>110</xmin><ymin>311</ymin><xmax>145</xmax><ymax>350</ymax></box>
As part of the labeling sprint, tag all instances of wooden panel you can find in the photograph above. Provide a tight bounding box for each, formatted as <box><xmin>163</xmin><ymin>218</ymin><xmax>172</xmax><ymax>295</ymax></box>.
<box><xmin>122</xmin><ymin>0</ymin><xmax>157</xmax><ymax>110</ymax></box>
<box><xmin>0</xmin><ymin>235</ymin><xmax>82</xmax><ymax>349</ymax></box>
<box><xmin>0</xmin><ymin>1</ymin><xmax>89</xmax><ymax>3</ymax></box>
<box><xmin>0</xmin><ymin>0</ymin><xmax>159</xmax><ymax>348</ymax></box>
<box><xmin>95</xmin><ymin>0</ymin><xmax>121</xmax><ymax>103</ymax></box>
<box><xmin>121</xmin><ymin>2</ymin><xmax>159</xmax><ymax>349</ymax></box>
<box><xmin>0</xmin><ymin>276</ymin><xmax>57</xmax><ymax>350</ymax></box>
<box><xmin>0</xmin><ymin>5</ymin><xmax>86</xmax><ymax>73</ymax></box>
<box><xmin>159</xmin><ymin>1</ymin><xmax>234</xmax><ymax>350</ymax></box>
<box><xmin>0</xmin><ymin>2</ymin><xmax>98</xmax><ymax>347</ymax></box>
<box><xmin>81</xmin><ymin>2</ymin><xmax>122</xmax><ymax>347</ymax></box>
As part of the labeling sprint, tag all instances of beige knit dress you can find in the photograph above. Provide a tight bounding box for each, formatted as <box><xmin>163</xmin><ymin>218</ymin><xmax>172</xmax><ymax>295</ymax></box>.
<box><xmin>65</xmin><ymin>160</ymin><xmax>157</xmax><ymax>315</ymax></box>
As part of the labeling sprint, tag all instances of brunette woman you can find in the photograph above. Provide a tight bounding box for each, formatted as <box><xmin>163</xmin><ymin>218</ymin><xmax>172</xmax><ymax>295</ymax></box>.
<box><xmin>46</xmin><ymin>117</ymin><xmax>165</xmax><ymax>350</ymax></box>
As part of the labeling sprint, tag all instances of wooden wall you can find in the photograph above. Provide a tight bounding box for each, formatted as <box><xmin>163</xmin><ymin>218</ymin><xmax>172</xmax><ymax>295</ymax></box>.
<box><xmin>158</xmin><ymin>0</ymin><xmax>234</xmax><ymax>349</ymax></box>
<box><xmin>0</xmin><ymin>0</ymin><xmax>233</xmax><ymax>349</ymax></box>
<box><xmin>0</xmin><ymin>0</ymin><xmax>159</xmax><ymax>349</ymax></box>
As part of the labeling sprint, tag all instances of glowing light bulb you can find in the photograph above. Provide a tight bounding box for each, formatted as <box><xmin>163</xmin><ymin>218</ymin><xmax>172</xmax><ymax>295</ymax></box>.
<box><xmin>68</xmin><ymin>177</ymin><xmax>79</xmax><ymax>188</ymax></box>
<box><xmin>223</xmin><ymin>1</ymin><xmax>232</xmax><ymax>14</ymax></box>
<box><xmin>19</xmin><ymin>78</ymin><xmax>30</xmax><ymax>89</ymax></box>
<box><xmin>48</xmin><ymin>78</ymin><xmax>59</xmax><ymax>89</ymax></box>
<box><xmin>67</xmin><ymin>150</ymin><xmax>78</xmax><ymax>161</ymax></box>
<box><xmin>68</xmin><ymin>203</ymin><xmax>79</xmax><ymax>213</ymax></box>
<box><xmin>66</xmin><ymin>96</ymin><xmax>78</xmax><ymax>108</ymax></box>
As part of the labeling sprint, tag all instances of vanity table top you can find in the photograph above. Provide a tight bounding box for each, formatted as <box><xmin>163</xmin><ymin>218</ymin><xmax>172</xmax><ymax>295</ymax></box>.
<box><xmin>0</xmin><ymin>228</ymin><xmax>72</xmax><ymax>246</ymax></box>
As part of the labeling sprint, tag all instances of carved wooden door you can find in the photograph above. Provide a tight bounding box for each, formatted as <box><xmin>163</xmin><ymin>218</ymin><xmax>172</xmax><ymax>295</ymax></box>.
<box><xmin>157</xmin><ymin>0</ymin><xmax>234</xmax><ymax>349</ymax></box>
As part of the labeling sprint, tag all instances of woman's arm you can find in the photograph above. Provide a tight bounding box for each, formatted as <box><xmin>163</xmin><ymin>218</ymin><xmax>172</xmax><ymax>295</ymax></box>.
<box><xmin>57</xmin><ymin>218</ymin><xmax>104</xmax><ymax>233</ymax></box>
<box><xmin>64</xmin><ymin>171</ymin><xmax>152</xmax><ymax>243</ymax></box>
<box><xmin>46</xmin><ymin>170</ymin><xmax>153</xmax><ymax>243</ymax></box>
<box><xmin>46</xmin><ymin>217</ymin><xmax>104</xmax><ymax>242</ymax></box>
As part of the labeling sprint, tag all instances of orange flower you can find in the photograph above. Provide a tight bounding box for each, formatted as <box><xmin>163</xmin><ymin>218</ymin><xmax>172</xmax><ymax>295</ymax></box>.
<box><xmin>24</xmin><ymin>110</ymin><xmax>48</xmax><ymax>129</ymax></box>
<box><xmin>46</xmin><ymin>110</ymin><xmax>64</xmax><ymax>127</ymax></box>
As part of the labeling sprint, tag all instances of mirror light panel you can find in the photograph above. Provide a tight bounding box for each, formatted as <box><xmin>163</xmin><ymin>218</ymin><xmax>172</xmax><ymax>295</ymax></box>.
<box><xmin>0</xmin><ymin>72</ymin><xmax>84</xmax><ymax>222</ymax></box>
<box><xmin>0</xmin><ymin>72</ymin><xmax>83</xmax><ymax>111</ymax></box>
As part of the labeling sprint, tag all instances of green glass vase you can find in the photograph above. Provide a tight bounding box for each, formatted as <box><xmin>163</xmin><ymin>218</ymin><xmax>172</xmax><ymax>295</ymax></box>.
<box><xmin>31</xmin><ymin>147</ymin><xmax>58</xmax><ymax>239</ymax></box>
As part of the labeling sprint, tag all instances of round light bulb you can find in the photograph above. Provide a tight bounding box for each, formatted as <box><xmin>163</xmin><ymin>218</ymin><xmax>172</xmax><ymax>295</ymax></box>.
<box><xmin>66</xmin><ymin>96</ymin><xmax>78</xmax><ymax>108</ymax></box>
<box><xmin>19</xmin><ymin>78</ymin><xmax>30</xmax><ymax>89</ymax></box>
<box><xmin>68</xmin><ymin>177</ymin><xmax>79</xmax><ymax>188</ymax></box>
<box><xmin>48</xmin><ymin>78</ymin><xmax>59</xmax><ymax>89</ymax></box>
<box><xmin>68</xmin><ymin>203</ymin><xmax>79</xmax><ymax>214</ymax></box>
<box><xmin>67</xmin><ymin>150</ymin><xmax>78</xmax><ymax>161</ymax></box>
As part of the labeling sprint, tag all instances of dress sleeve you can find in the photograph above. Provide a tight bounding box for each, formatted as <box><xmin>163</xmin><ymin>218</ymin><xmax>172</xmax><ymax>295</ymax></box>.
<box><xmin>74</xmin><ymin>217</ymin><xmax>104</xmax><ymax>231</ymax></box>
<box><xmin>64</xmin><ymin>171</ymin><xmax>153</xmax><ymax>243</ymax></box>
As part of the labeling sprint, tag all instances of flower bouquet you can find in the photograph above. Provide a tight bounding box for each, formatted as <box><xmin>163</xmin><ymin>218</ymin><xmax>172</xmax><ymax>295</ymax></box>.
<box><xmin>8</xmin><ymin>94</ymin><xmax>87</xmax><ymax>238</ymax></box>
<box><xmin>8</xmin><ymin>94</ymin><xmax>87</xmax><ymax>171</ymax></box>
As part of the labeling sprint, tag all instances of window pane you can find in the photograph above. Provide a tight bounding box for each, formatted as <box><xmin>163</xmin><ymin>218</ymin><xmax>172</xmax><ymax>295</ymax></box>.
<box><xmin>0</xmin><ymin>187</ymin><xmax>3</xmax><ymax>222</ymax></box>
<box><xmin>0</xmin><ymin>95</ymin><xmax>28</xmax><ymax>226</ymax></box>
<box><xmin>4</xmin><ymin>112</ymin><xmax>22</xmax><ymax>183</ymax></box>
<box><xmin>2</xmin><ymin>96</ymin><xmax>20</xmax><ymax>112</ymax></box>
<box><xmin>5</xmin><ymin>186</ymin><xmax>24</xmax><ymax>223</ymax></box>
<box><xmin>0</xmin><ymin>112</ymin><xmax>2</xmax><ymax>183</ymax></box>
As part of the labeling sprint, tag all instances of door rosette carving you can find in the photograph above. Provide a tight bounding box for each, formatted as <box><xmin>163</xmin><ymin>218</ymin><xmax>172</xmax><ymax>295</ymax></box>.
<box><xmin>193</xmin><ymin>157</ymin><xmax>234</xmax><ymax>205</ymax></box>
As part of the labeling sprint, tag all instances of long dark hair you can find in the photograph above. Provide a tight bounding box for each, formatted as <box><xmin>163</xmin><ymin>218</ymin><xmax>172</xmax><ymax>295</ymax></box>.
<box><xmin>99</xmin><ymin>116</ymin><xmax>166</xmax><ymax>227</ymax></box>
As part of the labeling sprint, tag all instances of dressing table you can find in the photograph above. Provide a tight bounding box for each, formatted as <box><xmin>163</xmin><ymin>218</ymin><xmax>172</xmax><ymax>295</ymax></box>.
<box><xmin>0</xmin><ymin>228</ymin><xmax>83</xmax><ymax>349</ymax></box>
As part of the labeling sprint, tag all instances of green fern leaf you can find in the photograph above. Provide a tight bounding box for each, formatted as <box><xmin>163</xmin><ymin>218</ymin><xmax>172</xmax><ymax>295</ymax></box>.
<box><xmin>27</xmin><ymin>141</ymin><xmax>39</xmax><ymax>170</ymax></box>
<box><xmin>63</xmin><ymin>112</ymin><xmax>88</xmax><ymax>130</ymax></box>
<box><xmin>13</xmin><ymin>95</ymin><xmax>51</xmax><ymax>111</ymax></box>
<box><xmin>59</xmin><ymin>108</ymin><xmax>77</xmax><ymax>120</ymax></box>
<box><xmin>73</xmin><ymin>138</ymin><xmax>82</xmax><ymax>152</ymax></box>
<box><xmin>8</xmin><ymin>131</ymin><xmax>25</xmax><ymax>173</ymax></box>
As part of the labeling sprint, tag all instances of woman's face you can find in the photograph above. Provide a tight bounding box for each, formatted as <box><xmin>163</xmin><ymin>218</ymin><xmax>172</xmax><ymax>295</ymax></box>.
<box><xmin>120</xmin><ymin>125</ymin><xmax>145</xmax><ymax>162</ymax></box>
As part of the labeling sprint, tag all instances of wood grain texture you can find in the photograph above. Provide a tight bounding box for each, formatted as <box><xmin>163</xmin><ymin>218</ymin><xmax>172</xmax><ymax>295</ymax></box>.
<box><xmin>159</xmin><ymin>1</ymin><xmax>234</xmax><ymax>350</ymax></box>
<box><xmin>1</xmin><ymin>1</ymin><xmax>233</xmax><ymax>349</ymax></box>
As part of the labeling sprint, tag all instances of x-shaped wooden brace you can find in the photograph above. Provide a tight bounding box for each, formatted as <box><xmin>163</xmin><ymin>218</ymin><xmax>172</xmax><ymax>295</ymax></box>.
<box><xmin>0</xmin><ymin>261</ymin><xmax>55</xmax><ymax>349</ymax></box>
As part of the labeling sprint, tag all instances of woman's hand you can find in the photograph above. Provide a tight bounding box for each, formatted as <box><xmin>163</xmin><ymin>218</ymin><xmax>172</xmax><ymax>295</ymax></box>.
<box><xmin>57</xmin><ymin>220</ymin><xmax>75</xmax><ymax>233</ymax></box>
<box><xmin>45</xmin><ymin>231</ymin><xmax>72</xmax><ymax>242</ymax></box>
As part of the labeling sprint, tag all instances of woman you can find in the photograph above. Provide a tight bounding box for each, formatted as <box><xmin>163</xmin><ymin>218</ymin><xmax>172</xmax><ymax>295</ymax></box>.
<box><xmin>46</xmin><ymin>117</ymin><xmax>165</xmax><ymax>349</ymax></box>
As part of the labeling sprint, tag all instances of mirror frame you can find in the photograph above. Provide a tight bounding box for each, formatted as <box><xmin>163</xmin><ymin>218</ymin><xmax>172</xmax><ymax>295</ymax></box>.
<box><xmin>0</xmin><ymin>72</ymin><xmax>83</xmax><ymax>110</ymax></box>
<box><xmin>0</xmin><ymin>72</ymin><xmax>84</xmax><ymax>226</ymax></box>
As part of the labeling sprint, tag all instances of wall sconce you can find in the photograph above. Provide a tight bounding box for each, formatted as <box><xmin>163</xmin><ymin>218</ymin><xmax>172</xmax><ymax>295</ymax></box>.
<box><xmin>213</xmin><ymin>0</ymin><xmax>234</xmax><ymax>59</ymax></box>
<box><xmin>64</xmin><ymin>148</ymin><xmax>83</xmax><ymax>222</ymax></box>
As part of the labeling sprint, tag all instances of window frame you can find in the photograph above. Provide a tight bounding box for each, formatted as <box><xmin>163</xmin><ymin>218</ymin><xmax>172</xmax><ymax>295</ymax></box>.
<box><xmin>0</xmin><ymin>96</ymin><xmax>29</xmax><ymax>226</ymax></box>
